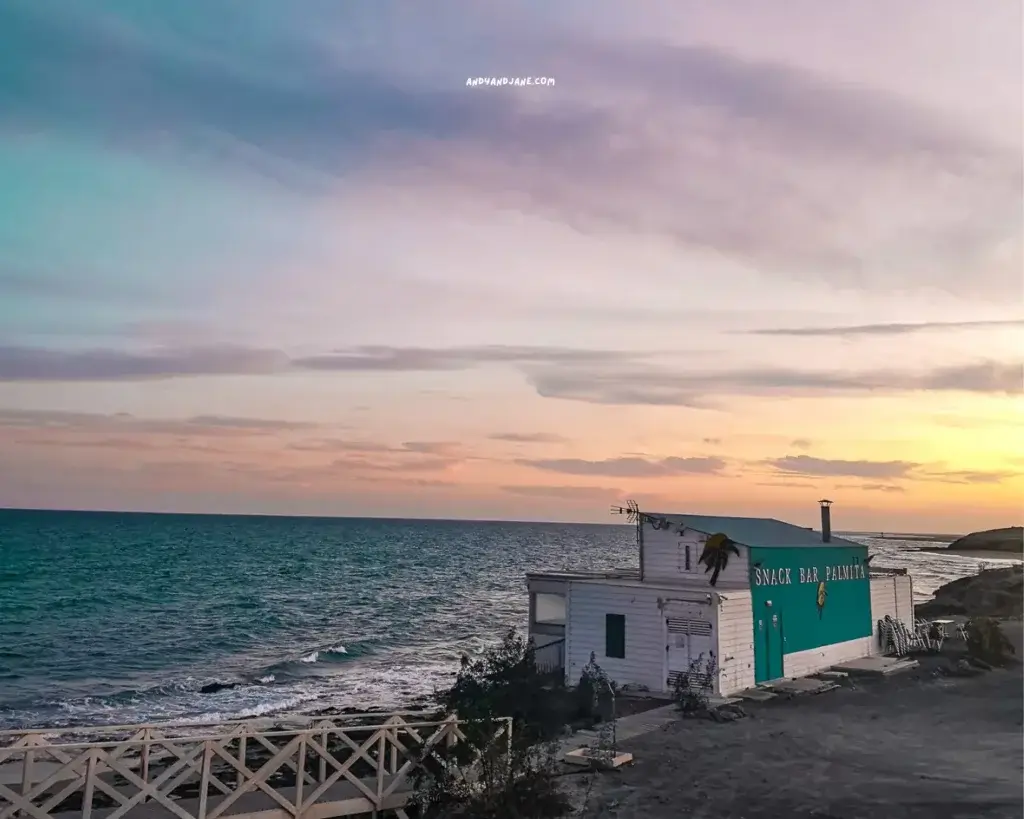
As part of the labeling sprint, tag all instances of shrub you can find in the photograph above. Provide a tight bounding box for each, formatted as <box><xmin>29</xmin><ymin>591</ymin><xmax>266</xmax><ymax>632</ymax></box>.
<box><xmin>411</xmin><ymin>734</ymin><xmax>573</xmax><ymax>818</ymax></box>
<box><xmin>673</xmin><ymin>652</ymin><xmax>718</xmax><ymax>716</ymax></box>
<box><xmin>415</xmin><ymin>629</ymin><xmax>576</xmax><ymax>818</ymax></box>
<box><xmin>575</xmin><ymin>654</ymin><xmax>617</xmax><ymax>726</ymax></box>
<box><xmin>440</xmin><ymin>628</ymin><xmax>565</xmax><ymax>745</ymax></box>
<box><xmin>965</xmin><ymin>617</ymin><xmax>1016</xmax><ymax>666</ymax></box>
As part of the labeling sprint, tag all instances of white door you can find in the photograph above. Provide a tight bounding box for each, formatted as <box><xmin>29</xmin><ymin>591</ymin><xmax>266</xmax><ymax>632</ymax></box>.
<box><xmin>666</xmin><ymin>616</ymin><xmax>713</xmax><ymax>689</ymax></box>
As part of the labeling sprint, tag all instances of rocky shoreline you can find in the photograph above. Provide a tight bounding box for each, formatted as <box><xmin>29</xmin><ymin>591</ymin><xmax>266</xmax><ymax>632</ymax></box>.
<box><xmin>916</xmin><ymin>564</ymin><xmax>1023</xmax><ymax>619</ymax></box>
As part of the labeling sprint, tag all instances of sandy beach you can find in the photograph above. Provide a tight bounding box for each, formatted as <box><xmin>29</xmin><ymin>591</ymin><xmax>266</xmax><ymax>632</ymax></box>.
<box><xmin>570</xmin><ymin>623</ymin><xmax>1024</xmax><ymax>819</ymax></box>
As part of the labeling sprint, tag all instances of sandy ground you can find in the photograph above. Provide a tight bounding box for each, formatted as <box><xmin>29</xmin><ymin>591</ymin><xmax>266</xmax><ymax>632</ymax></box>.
<box><xmin>569</xmin><ymin>632</ymin><xmax>1023</xmax><ymax>819</ymax></box>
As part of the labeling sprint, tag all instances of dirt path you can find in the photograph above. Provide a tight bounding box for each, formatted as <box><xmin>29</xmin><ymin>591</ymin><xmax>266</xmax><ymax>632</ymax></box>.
<box><xmin>572</xmin><ymin>659</ymin><xmax>1023</xmax><ymax>819</ymax></box>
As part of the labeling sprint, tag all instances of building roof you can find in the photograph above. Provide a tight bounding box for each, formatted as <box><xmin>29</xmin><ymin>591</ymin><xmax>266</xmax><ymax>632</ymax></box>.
<box><xmin>527</xmin><ymin>569</ymin><xmax>639</xmax><ymax>582</ymax></box>
<box><xmin>648</xmin><ymin>513</ymin><xmax>864</xmax><ymax>549</ymax></box>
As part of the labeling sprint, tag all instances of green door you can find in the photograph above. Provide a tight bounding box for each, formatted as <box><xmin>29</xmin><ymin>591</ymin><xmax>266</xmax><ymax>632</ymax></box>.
<box><xmin>754</xmin><ymin>605</ymin><xmax>785</xmax><ymax>683</ymax></box>
<box><xmin>767</xmin><ymin>610</ymin><xmax>784</xmax><ymax>681</ymax></box>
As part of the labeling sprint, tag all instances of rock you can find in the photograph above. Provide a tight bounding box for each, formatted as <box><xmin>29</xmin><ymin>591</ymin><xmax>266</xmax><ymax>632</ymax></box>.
<box><xmin>955</xmin><ymin>659</ymin><xmax>984</xmax><ymax>676</ymax></box>
<box><xmin>707</xmin><ymin>703</ymin><xmax>747</xmax><ymax>722</ymax></box>
<box><xmin>199</xmin><ymin>681</ymin><xmax>240</xmax><ymax>694</ymax></box>
<box><xmin>946</xmin><ymin>526</ymin><xmax>1023</xmax><ymax>555</ymax></box>
<box><xmin>916</xmin><ymin>565</ymin><xmax>1023</xmax><ymax>619</ymax></box>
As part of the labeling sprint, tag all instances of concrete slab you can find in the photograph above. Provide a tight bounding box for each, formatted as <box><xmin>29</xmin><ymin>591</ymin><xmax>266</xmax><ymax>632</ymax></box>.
<box><xmin>735</xmin><ymin>687</ymin><xmax>777</xmax><ymax>702</ymax></box>
<box><xmin>768</xmin><ymin>677</ymin><xmax>840</xmax><ymax>696</ymax></box>
<box><xmin>707</xmin><ymin>696</ymin><xmax>743</xmax><ymax>708</ymax></box>
<box><xmin>815</xmin><ymin>670</ymin><xmax>849</xmax><ymax>680</ymax></box>
<box><xmin>558</xmin><ymin>703</ymin><xmax>680</xmax><ymax>754</ymax></box>
<box><xmin>832</xmin><ymin>656</ymin><xmax>919</xmax><ymax>676</ymax></box>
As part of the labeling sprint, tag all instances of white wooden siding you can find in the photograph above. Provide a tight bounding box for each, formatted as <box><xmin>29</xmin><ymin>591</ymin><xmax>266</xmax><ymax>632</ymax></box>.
<box><xmin>565</xmin><ymin>581</ymin><xmax>668</xmax><ymax>691</ymax></box>
<box><xmin>868</xmin><ymin>575</ymin><xmax>914</xmax><ymax>655</ymax></box>
<box><xmin>783</xmin><ymin>637</ymin><xmax>873</xmax><ymax>678</ymax></box>
<box><xmin>642</xmin><ymin>525</ymin><xmax>750</xmax><ymax>587</ymax></box>
<box><xmin>565</xmin><ymin>581</ymin><xmax>724</xmax><ymax>692</ymax></box>
<box><xmin>715</xmin><ymin>590</ymin><xmax>755</xmax><ymax>696</ymax></box>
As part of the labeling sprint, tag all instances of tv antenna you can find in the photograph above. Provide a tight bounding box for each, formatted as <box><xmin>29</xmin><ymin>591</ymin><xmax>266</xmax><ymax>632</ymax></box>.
<box><xmin>610</xmin><ymin>499</ymin><xmax>640</xmax><ymax>523</ymax></box>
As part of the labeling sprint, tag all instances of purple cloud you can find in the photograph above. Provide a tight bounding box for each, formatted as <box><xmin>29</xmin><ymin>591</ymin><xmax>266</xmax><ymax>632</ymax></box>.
<box><xmin>529</xmin><ymin>360</ymin><xmax>1023</xmax><ymax>406</ymax></box>
<box><xmin>0</xmin><ymin>345</ymin><xmax>287</xmax><ymax>381</ymax></box>
<box><xmin>767</xmin><ymin>456</ymin><xmax>917</xmax><ymax>479</ymax></box>
<box><xmin>4</xmin><ymin>3</ymin><xmax>1016</xmax><ymax>298</ymax></box>
<box><xmin>519</xmin><ymin>456</ymin><xmax>726</xmax><ymax>478</ymax></box>
<box><xmin>489</xmin><ymin>432</ymin><xmax>569</xmax><ymax>444</ymax></box>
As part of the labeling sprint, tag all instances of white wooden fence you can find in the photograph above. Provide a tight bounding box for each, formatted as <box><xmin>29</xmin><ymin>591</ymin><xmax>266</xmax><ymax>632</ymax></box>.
<box><xmin>0</xmin><ymin>712</ymin><xmax>512</xmax><ymax>819</ymax></box>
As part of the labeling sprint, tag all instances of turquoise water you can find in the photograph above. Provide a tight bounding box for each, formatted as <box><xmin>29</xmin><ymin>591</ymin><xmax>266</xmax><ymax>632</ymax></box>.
<box><xmin>0</xmin><ymin>509</ymin><xmax>1006</xmax><ymax>729</ymax></box>
<box><xmin>0</xmin><ymin>509</ymin><xmax>636</xmax><ymax>729</ymax></box>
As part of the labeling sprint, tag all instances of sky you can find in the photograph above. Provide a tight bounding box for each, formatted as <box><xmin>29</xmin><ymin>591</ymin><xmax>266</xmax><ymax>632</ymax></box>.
<box><xmin>0</xmin><ymin>1</ymin><xmax>1021</xmax><ymax>532</ymax></box>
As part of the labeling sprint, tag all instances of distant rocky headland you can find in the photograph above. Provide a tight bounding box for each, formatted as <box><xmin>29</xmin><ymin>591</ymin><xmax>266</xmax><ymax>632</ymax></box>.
<box><xmin>944</xmin><ymin>526</ymin><xmax>1023</xmax><ymax>555</ymax></box>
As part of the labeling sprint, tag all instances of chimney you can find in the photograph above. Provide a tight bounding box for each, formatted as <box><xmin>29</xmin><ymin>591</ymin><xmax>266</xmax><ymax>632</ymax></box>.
<box><xmin>819</xmin><ymin>499</ymin><xmax>833</xmax><ymax>543</ymax></box>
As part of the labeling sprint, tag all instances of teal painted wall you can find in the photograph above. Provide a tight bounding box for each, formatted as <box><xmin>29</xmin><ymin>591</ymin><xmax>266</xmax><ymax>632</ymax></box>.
<box><xmin>748</xmin><ymin>545</ymin><xmax>871</xmax><ymax>657</ymax></box>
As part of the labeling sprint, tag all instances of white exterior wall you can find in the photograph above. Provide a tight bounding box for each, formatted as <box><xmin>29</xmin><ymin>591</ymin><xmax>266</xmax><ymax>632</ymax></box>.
<box><xmin>869</xmin><ymin>575</ymin><xmax>914</xmax><ymax>655</ymax></box>
<box><xmin>565</xmin><ymin>580</ymin><xmax>719</xmax><ymax>693</ymax></box>
<box><xmin>715</xmin><ymin>591</ymin><xmax>755</xmax><ymax>696</ymax></box>
<box><xmin>642</xmin><ymin>524</ymin><xmax>750</xmax><ymax>587</ymax></box>
<box><xmin>783</xmin><ymin>636</ymin><xmax>874</xmax><ymax>678</ymax></box>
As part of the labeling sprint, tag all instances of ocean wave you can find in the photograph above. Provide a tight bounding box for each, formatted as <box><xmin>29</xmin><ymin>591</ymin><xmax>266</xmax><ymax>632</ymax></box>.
<box><xmin>0</xmin><ymin>643</ymin><xmax>373</xmax><ymax>730</ymax></box>
<box><xmin>298</xmin><ymin>645</ymin><xmax>348</xmax><ymax>664</ymax></box>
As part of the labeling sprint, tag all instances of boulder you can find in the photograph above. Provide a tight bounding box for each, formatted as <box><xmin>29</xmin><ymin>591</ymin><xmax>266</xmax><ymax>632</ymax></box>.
<box><xmin>945</xmin><ymin>526</ymin><xmax>1023</xmax><ymax>555</ymax></box>
<box><xmin>916</xmin><ymin>565</ymin><xmax>1023</xmax><ymax>619</ymax></box>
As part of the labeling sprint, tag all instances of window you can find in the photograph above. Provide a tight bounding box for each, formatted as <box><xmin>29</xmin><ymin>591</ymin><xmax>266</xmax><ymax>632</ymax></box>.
<box><xmin>605</xmin><ymin>613</ymin><xmax>626</xmax><ymax>659</ymax></box>
<box><xmin>684</xmin><ymin>543</ymin><xmax>692</xmax><ymax>571</ymax></box>
<box><xmin>534</xmin><ymin>593</ymin><xmax>565</xmax><ymax>625</ymax></box>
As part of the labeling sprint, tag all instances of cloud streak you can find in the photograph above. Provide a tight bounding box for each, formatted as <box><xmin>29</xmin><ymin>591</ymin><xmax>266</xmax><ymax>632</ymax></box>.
<box><xmin>1</xmin><ymin>346</ymin><xmax>1019</xmax><ymax>412</ymax></box>
<box><xmin>768</xmin><ymin>455</ymin><xmax>1018</xmax><ymax>486</ymax></box>
<box><xmin>0</xmin><ymin>345</ymin><xmax>288</xmax><ymax>381</ymax></box>
<box><xmin>489</xmin><ymin>432</ymin><xmax>569</xmax><ymax>444</ymax></box>
<box><xmin>519</xmin><ymin>456</ymin><xmax>726</xmax><ymax>478</ymax></box>
<box><xmin>744</xmin><ymin>319</ymin><xmax>1024</xmax><ymax>337</ymax></box>
<box><xmin>767</xmin><ymin>455</ymin><xmax>917</xmax><ymax>480</ymax></box>
<box><xmin>0</xmin><ymin>409</ymin><xmax>318</xmax><ymax>436</ymax></box>
<box><xmin>293</xmin><ymin>346</ymin><xmax>637</xmax><ymax>373</ymax></box>
<box><xmin>530</xmin><ymin>360</ymin><xmax>1023</xmax><ymax>406</ymax></box>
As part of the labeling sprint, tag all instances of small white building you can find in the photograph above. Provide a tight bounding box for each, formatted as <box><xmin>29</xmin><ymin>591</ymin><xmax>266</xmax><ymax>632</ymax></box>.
<box><xmin>527</xmin><ymin>502</ymin><xmax>914</xmax><ymax>696</ymax></box>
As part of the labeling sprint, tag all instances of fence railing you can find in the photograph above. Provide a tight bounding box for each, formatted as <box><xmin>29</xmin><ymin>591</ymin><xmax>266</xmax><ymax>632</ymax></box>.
<box><xmin>0</xmin><ymin>713</ymin><xmax>512</xmax><ymax>819</ymax></box>
<box><xmin>533</xmin><ymin>638</ymin><xmax>566</xmax><ymax>674</ymax></box>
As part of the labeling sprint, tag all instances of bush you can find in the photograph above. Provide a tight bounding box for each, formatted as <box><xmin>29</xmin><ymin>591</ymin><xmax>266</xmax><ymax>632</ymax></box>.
<box><xmin>414</xmin><ymin>629</ymin><xmax>575</xmax><ymax>818</ymax></box>
<box><xmin>965</xmin><ymin>617</ymin><xmax>1016</xmax><ymax>666</ymax></box>
<box><xmin>411</xmin><ymin>735</ymin><xmax>573</xmax><ymax>818</ymax></box>
<box><xmin>575</xmin><ymin>655</ymin><xmax>617</xmax><ymax>726</ymax></box>
<box><xmin>673</xmin><ymin>652</ymin><xmax>718</xmax><ymax>716</ymax></box>
<box><xmin>439</xmin><ymin>628</ymin><xmax>566</xmax><ymax>745</ymax></box>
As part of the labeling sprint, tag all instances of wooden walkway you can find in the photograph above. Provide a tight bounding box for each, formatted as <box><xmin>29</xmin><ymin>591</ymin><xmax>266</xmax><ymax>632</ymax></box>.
<box><xmin>0</xmin><ymin>712</ymin><xmax>512</xmax><ymax>818</ymax></box>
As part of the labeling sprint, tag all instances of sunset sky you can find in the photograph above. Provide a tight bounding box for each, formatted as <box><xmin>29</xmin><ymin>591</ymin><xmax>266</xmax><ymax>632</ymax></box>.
<box><xmin>1</xmin><ymin>1</ymin><xmax>1021</xmax><ymax>532</ymax></box>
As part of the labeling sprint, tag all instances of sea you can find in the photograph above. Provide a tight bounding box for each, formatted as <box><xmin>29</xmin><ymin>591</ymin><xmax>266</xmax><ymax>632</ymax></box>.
<box><xmin>0</xmin><ymin>508</ymin><xmax>1018</xmax><ymax>731</ymax></box>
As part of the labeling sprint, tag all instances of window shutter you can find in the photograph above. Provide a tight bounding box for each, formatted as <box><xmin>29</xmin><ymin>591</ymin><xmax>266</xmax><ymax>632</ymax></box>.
<box><xmin>605</xmin><ymin>613</ymin><xmax>626</xmax><ymax>659</ymax></box>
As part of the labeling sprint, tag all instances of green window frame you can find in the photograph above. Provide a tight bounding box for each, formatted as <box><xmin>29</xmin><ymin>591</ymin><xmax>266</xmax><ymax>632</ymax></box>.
<box><xmin>605</xmin><ymin>613</ymin><xmax>626</xmax><ymax>659</ymax></box>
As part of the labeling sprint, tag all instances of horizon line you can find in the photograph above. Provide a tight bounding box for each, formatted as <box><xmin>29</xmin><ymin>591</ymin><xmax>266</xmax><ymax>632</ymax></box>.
<box><xmin>0</xmin><ymin>506</ymin><xmax>970</xmax><ymax>537</ymax></box>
